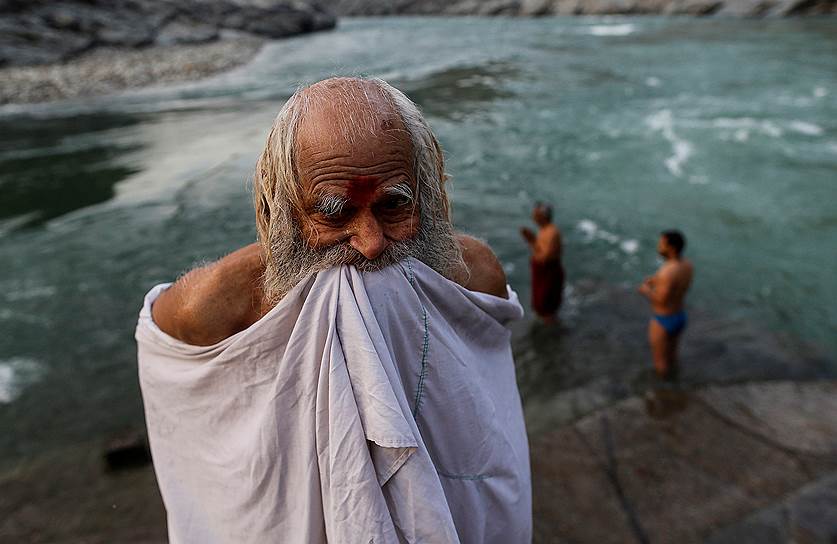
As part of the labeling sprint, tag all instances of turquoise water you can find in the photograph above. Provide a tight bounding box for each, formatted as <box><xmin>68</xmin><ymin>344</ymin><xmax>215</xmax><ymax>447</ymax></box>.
<box><xmin>1</xmin><ymin>17</ymin><xmax>835</xmax><ymax>460</ymax></box>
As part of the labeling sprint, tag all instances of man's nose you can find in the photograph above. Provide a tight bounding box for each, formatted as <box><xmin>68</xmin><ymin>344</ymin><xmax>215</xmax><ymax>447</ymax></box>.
<box><xmin>348</xmin><ymin>211</ymin><xmax>388</xmax><ymax>260</ymax></box>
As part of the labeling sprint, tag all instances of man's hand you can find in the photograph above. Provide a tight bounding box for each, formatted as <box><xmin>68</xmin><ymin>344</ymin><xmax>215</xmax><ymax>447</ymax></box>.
<box><xmin>520</xmin><ymin>227</ymin><xmax>536</xmax><ymax>245</ymax></box>
<box><xmin>638</xmin><ymin>276</ymin><xmax>654</xmax><ymax>297</ymax></box>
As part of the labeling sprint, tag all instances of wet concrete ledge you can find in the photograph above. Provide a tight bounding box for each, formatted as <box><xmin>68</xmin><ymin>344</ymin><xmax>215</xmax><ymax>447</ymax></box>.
<box><xmin>531</xmin><ymin>380</ymin><xmax>837</xmax><ymax>543</ymax></box>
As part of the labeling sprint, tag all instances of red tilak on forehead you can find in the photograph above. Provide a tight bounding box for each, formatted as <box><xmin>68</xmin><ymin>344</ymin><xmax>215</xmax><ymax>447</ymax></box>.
<box><xmin>345</xmin><ymin>176</ymin><xmax>379</xmax><ymax>205</ymax></box>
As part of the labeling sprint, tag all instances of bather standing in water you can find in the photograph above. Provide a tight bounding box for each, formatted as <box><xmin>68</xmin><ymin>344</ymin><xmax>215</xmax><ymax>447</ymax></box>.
<box><xmin>521</xmin><ymin>203</ymin><xmax>564</xmax><ymax>323</ymax></box>
<box><xmin>638</xmin><ymin>230</ymin><xmax>693</xmax><ymax>381</ymax></box>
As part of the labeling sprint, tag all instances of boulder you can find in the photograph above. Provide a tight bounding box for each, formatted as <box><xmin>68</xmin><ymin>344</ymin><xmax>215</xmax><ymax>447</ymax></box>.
<box><xmin>0</xmin><ymin>0</ymin><xmax>336</xmax><ymax>67</ymax></box>
<box><xmin>665</xmin><ymin>0</ymin><xmax>724</xmax><ymax>14</ymax></box>
<box><xmin>519</xmin><ymin>0</ymin><xmax>557</xmax><ymax>14</ymax></box>
<box><xmin>156</xmin><ymin>19</ymin><xmax>220</xmax><ymax>46</ymax></box>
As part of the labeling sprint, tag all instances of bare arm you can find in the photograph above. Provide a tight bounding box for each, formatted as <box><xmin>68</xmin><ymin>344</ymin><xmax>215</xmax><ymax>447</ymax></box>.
<box><xmin>638</xmin><ymin>270</ymin><xmax>672</xmax><ymax>306</ymax></box>
<box><xmin>520</xmin><ymin>227</ymin><xmax>536</xmax><ymax>248</ymax></box>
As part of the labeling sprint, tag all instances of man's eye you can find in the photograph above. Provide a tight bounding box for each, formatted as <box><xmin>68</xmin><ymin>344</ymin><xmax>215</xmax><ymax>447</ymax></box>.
<box><xmin>317</xmin><ymin>206</ymin><xmax>354</xmax><ymax>224</ymax></box>
<box><xmin>379</xmin><ymin>196</ymin><xmax>412</xmax><ymax>211</ymax></box>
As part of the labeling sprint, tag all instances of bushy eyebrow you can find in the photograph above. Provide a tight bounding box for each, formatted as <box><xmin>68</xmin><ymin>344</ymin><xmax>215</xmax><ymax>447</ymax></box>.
<box><xmin>313</xmin><ymin>182</ymin><xmax>414</xmax><ymax>216</ymax></box>
<box><xmin>314</xmin><ymin>193</ymin><xmax>350</xmax><ymax>216</ymax></box>
<box><xmin>381</xmin><ymin>183</ymin><xmax>414</xmax><ymax>201</ymax></box>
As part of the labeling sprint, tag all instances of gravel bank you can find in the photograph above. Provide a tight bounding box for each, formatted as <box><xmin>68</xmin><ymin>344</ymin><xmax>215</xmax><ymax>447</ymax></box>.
<box><xmin>0</xmin><ymin>37</ymin><xmax>264</xmax><ymax>105</ymax></box>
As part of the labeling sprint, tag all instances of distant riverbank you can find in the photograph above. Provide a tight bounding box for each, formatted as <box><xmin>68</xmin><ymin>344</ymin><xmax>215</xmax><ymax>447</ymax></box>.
<box><xmin>0</xmin><ymin>0</ymin><xmax>336</xmax><ymax>105</ymax></box>
<box><xmin>331</xmin><ymin>0</ymin><xmax>836</xmax><ymax>17</ymax></box>
<box><xmin>0</xmin><ymin>38</ymin><xmax>264</xmax><ymax>105</ymax></box>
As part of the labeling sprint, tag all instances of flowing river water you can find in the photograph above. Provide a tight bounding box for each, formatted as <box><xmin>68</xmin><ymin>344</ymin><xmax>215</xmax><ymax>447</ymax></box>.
<box><xmin>1</xmin><ymin>16</ymin><xmax>835</xmax><ymax>462</ymax></box>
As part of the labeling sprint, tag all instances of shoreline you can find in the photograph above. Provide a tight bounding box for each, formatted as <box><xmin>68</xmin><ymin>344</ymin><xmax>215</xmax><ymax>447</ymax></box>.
<box><xmin>0</xmin><ymin>37</ymin><xmax>265</xmax><ymax>106</ymax></box>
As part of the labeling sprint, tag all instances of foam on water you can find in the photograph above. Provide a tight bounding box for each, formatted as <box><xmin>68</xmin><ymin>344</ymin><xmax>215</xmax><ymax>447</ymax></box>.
<box><xmin>619</xmin><ymin>239</ymin><xmax>639</xmax><ymax>255</ymax></box>
<box><xmin>586</xmin><ymin>24</ymin><xmax>636</xmax><ymax>36</ymax></box>
<box><xmin>577</xmin><ymin>219</ymin><xmax>639</xmax><ymax>255</ymax></box>
<box><xmin>788</xmin><ymin>121</ymin><xmax>824</xmax><ymax>136</ymax></box>
<box><xmin>646</xmin><ymin>110</ymin><xmax>693</xmax><ymax>178</ymax></box>
<box><xmin>710</xmin><ymin>117</ymin><xmax>783</xmax><ymax>138</ymax></box>
<box><xmin>0</xmin><ymin>358</ymin><xmax>42</xmax><ymax>404</ymax></box>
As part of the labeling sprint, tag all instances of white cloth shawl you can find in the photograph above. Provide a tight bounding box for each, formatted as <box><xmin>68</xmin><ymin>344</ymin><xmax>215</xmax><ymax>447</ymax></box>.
<box><xmin>136</xmin><ymin>259</ymin><xmax>532</xmax><ymax>544</ymax></box>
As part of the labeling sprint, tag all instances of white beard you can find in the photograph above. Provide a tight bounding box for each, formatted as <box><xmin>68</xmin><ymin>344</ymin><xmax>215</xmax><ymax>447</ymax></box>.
<box><xmin>262</xmin><ymin>212</ymin><xmax>464</xmax><ymax>304</ymax></box>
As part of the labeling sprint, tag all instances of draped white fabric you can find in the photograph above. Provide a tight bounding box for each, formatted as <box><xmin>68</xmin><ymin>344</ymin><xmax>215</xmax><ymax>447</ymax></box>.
<box><xmin>136</xmin><ymin>259</ymin><xmax>531</xmax><ymax>544</ymax></box>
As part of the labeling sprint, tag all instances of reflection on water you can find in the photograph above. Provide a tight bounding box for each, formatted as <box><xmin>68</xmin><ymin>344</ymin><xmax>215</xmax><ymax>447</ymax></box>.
<box><xmin>403</xmin><ymin>61</ymin><xmax>519</xmax><ymax>120</ymax></box>
<box><xmin>0</xmin><ymin>114</ymin><xmax>142</xmax><ymax>231</ymax></box>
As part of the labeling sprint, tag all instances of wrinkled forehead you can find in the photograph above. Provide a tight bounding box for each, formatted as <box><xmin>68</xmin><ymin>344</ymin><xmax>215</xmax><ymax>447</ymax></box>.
<box><xmin>295</xmin><ymin>81</ymin><xmax>411</xmax><ymax>160</ymax></box>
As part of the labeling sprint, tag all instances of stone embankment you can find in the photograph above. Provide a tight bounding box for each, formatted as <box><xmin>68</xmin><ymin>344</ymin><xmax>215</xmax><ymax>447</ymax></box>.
<box><xmin>529</xmin><ymin>380</ymin><xmax>837</xmax><ymax>543</ymax></box>
<box><xmin>332</xmin><ymin>0</ymin><xmax>837</xmax><ymax>16</ymax></box>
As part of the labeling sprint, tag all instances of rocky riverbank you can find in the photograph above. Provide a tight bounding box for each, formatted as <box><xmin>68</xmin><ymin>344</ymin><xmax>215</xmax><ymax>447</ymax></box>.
<box><xmin>0</xmin><ymin>0</ymin><xmax>335</xmax><ymax>67</ymax></box>
<box><xmin>1</xmin><ymin>380</ymin><xmax>834</xmax><ymax>542</ymax></box>
<box><xmin>0</xmin><ymin>38</ymin><xmax>264</xmax><ymax>105</ymax></box>
<box><xmin>0</xmin><ymin>0</ymin><xmax>337</xmax><ymax>104</ymax></box>
<box><xmin>332</xmin><ymin>0</ymin><xmax>837</xmax><ymax>16</ymax></box>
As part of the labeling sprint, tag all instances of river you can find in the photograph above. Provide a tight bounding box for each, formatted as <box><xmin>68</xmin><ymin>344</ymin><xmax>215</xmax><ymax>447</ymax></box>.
<box><xmin>1</xmin><ymin>16</ymin><xmax>835</xmax><ymax>462</ymax></box>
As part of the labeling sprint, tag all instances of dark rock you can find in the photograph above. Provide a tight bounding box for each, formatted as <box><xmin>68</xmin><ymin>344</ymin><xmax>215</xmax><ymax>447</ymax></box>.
<box><xmin>0</xmin><ymin>0</ymin><xmax>336</xmax><ymax>67</ymax></box>
<box><xmin>519</xmin><ymin>0</ymin><xmax>555</xmax><ymax>14</ymax></box>
<box><xmin>0</xmin><ymin>17</ymin><xmax>93</xmax><ymax>66</ymax></box>
<box><xmin>103</xmin><ymin>432</ymin><xmax>152</xmax><ymax>472</ymax></box>
<box><xmin>330</xmin><ymin>0</ymin><xmax>836</xmax><ymax>15</ymax></box>
<box><xmin>156</xmin><ymin>19</ymin><xmax>220</xmax><ymax>46</ymax></box>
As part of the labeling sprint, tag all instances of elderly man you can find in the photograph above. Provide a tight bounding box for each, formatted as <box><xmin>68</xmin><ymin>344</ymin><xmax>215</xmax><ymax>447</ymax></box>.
<box><xmin>136</xmin><ymin>77</ymin><xmax>531</xmax><ymax>543</ymax></box>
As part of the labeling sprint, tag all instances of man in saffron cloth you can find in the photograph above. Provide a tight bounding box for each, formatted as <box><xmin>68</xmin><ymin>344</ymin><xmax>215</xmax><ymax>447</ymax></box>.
<box><xmin>638</xmin><ymin>230</ymin><xmax>694</xmax><ymax>381</ymax></box>
<box><xmin>520</xmin><ymin>202</ymin><xmax>564</xmax><ymax>323</ymax></box>
<box><xmin>135</xmin><ymin>77</ymin><xmax>531</xmax><ymax>543</ymax></box>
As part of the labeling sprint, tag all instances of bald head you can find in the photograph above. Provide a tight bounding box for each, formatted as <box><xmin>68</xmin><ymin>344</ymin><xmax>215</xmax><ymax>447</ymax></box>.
<box><xmin>252</xmin><ymin>76</ymin><xmax>463</xmax><ymax>303</ymax></box>
<box><xmin>296</xmin><ymin>78</ymin><xmax>407</xmax><ymax>150</ymax></box>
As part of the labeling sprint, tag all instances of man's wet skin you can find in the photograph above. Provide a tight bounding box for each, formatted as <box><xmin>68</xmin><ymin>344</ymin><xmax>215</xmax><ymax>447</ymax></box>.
<box><xmin>639</xmin><ymin>233</ymin><xmax>694</xmax><ymax>380</ymax></box>
<box><xmin>151</xmin><ymin>80</ymin><xmax>507</xmax><ymax>347</ymax></box>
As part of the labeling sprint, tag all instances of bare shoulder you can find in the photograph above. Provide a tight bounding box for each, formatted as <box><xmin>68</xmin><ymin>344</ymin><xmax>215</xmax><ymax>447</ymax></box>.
<box><xmin>151</xmin><ymin>244</ymin><xmax>267</xmax><ymax>346</ymax></box>
<box><xmin>455</xmin><ymin>234</ymin><xmax>508</xmax><ymax>299</ymax></box>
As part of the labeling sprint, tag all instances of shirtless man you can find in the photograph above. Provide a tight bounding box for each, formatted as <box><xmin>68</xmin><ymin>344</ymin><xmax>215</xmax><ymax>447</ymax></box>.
<box><xmin>638</xmin><ymin>230</ymin><xmax>693</xmax><ymax>381</ymax></box>
<box><xmin>520</xmin><ymin>203</ymin><xmax>564</xmax><ymax>323</ymax></box>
